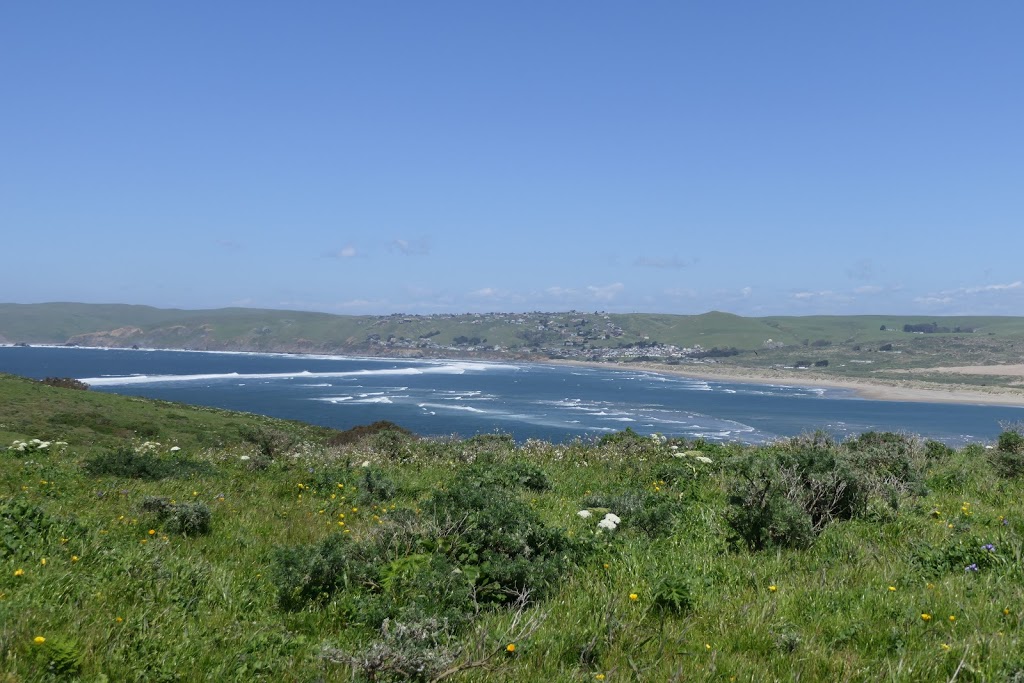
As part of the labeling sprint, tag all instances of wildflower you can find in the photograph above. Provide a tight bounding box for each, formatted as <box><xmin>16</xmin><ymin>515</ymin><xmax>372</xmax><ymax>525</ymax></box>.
<box><xmin>629</xmin><ymin>593</ymin><xmax>639</xmax><ymax>601</ymax></box>
<box><xmin>966</xmin><ymin>564</ymin><xmax>979</xmax><ymax>572</ymax></box>
<box><xmin>170</xmin><ymin>446</ymin><xmax>180</xmax><ymax>452</ymax></box>
<box><xmin>239</xmin><ymin>455</ymin><xmax>250</xmax><ymax>461</ymax></box>
<box><xmin>1004</xmin><ymin>608</ymin><xmax>1011</xmax><ymax>615</ymax></box>
<box><xmin>603</xmin><ymin>513</ymin><xmax>621</xmax><ymax>525</ymax></box>
<box><xmin>595</xmin><ymin>675</ymin><xmax>606</xmax><ymax>681</ymax></box>
<box><xmin>603</xmin><ymin>563</ymin><xmax>610</xmax><ymax>569</ymax></box>
<box><xmin>888</xmin><ymin>586</ymin><xmax>896</xmax><ymax>592</ymax></box>
<box><xmin>14</xmin><ymin>569</ymin><xmax>24</xmax><ymax>577</ymax></box>
<box><xmin>577</xmin><ymin>510</ymin><xmax>592</xmax><ymax>519</ymax></box>
<box><xmin>34</xmin><ymin>636</ymin><xmax>45</xmax><ymax>645</ymax></box>
<box><xmin>941</xmin><ymin>643</ymin><xmax>951</xmax><ymax>651</ymax></box>
<box><xmin>769</xmin><ymin>585</ymin><xmax>777</xmax><ymax>592</ymax></box>
<box><xmin>116</xmin><ymin>617</ymin><xmax>123</xmax><ymax>623</ymax></box>
<box><xmin>983</xmin><ymin>544</ymin><xmax>996</xmax><ymax>552</ymax></box>
<box><xmin>948</xmin><ymin>615</ymin><xmax>956</xmax><ymax>623</ymax></box>
<box><xmin>696</xmin><ymin>455</ymin><xmax>713</xmax><ymax>464</ymax></box>
<box><xmin>40</xmin><ymin>558</ymin><xmax>46</xmax><ymax>566</ymax></box>
<box><xmin>921</xmin><ymin>613</ymin><xmax>932</xmax><ymax>621</ymax></box>
<box><xmin>149</xmin><ymin>529</ymin><xmax>156</xmax><ymax>536</ymax></box>
<box><xmin>71</xmin><ymin>556</ymin><xmax>79</xmax><ymax>562</ymax></box>
<box><xmin>506</xmin><ymin>643</ymin><xmax>516</xmax><ymax>653</ymax></box>
<box><xmin>597</xmin><ymin>519</ymin><xmax>617</xmax><ymax>531</ymax></box>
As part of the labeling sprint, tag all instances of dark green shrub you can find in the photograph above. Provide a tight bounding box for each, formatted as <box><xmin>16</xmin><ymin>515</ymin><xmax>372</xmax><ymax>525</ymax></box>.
<box><xmin>1</xmin><ymin>500</ymin><xmax>56</xmax><ymax>558</ymax></box>
<box><xmin>925</xmin><ymin>440</ymin><xmax>955</xmax><ymax>460</ymax></box>
<box><xmin>141</xmin><ymin>496</ymin><xmax>212</xmax><ymax>535</ymax></box>
<box><xmin>998</xmin><ymin>430</ymin><xmax>1024</xmax><ymax>455</ymax></box>
<box><xmin>327</xmin><ymin>420</ymin><xmax>414</xmax><ymax>447</ymax></box>
<box><xmin>725</xmin><ymin>444</ymin><xmax>868</xmax><ymax>550</ymax></box>
<box><xmin>427</xmin><ymin>471</ymin><xmax>585</xmax><ymax>604</ymax></box>
<box><xmin>84</xmin><ymin>446</ymin><xmax>209</xmax><ymax>480</ymax></box>
<box><xmin>356</xmin><ymin>466</ymin><xmax>399</xmax><ymax>503</ymax></box>
<box><xmin>993</xmin><ymin>431</ymin><xmax>1024</xmax><ymax>478</ymax></box>
<box><xmin>39</xmin><ymin>377</ymin><xmax>89</xmax><ymax>390</ymax></box>
<box><xmin>239</xmin><ymin>425</ymin><xmax>294</xmax><ymax>459</ymax></box>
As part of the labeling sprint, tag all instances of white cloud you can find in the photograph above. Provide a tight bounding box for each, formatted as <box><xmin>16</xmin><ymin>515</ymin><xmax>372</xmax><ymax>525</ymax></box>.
<box><xmin>469</xmin><ymin>287</ymin><xmax>498</xmax><ymax>298</ymax></box>
<box><xmin>586</xmin><ymin>283</ymin><xmax>624</xmax><ymax>301</ymax></box>
<box><xmin>389</xmin><ymin>237</ymin><xmax>431</xmax><ymax>255</ymax></box>
<box><xmin>740</xmin><ymin>286</ymin><xmax>753</xmax><ymax>298</ymax></box>
<box><xmin>964</xmin><ymin>281</ymin><xmax>1022</xmax><ymax>294</ymax></box>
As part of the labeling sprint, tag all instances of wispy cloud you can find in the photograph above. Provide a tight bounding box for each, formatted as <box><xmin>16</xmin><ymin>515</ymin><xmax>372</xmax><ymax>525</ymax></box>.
<box><xmin>964</xmin><ymin>281</ymin><xmax>1022</xmax><ymax>294</ymax></box>
<box><xmin>633</xmin><ymin>255</ymin><xmax>696</xmax><ymax>269</ymax></box>
<box><xmin>325</xmin><ymin>245</ymin><xmax>358</xmax><ymax>259</ymax></box>
<box><xmin>587</xmin><ymin>283</ymin><xmax>624</xmax><ymax>301</ymax></box>
<box><xmin>389</xmin><ymin>237</ymin><xmax>431</xmax><ymax>255</ymax></box>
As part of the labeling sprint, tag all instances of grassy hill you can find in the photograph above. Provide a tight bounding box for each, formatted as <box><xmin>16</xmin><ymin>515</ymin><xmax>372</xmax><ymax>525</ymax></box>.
<box><xmin>3</xmin><ymin>374</ymin><xmax>1024</xmax><ymax>680</ymax></box>
<box><xmin>5</xmin><ymin>302</ymin><xmax>1024</xmax><ymax>354</ymax></box>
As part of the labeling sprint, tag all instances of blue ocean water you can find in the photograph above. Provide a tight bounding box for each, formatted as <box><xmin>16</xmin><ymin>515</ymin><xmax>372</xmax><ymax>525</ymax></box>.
<box><xmin>1</xmin><ymin>346</ymin><xmax>1021</xmax><ymax>445</ymax></box>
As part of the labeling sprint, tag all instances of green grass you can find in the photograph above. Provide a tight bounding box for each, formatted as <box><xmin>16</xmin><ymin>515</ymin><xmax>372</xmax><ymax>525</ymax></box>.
<box><xmin>3</xmin><ymin>375</ymin><xmax>1024</xmax><ymax>681</ymax></box>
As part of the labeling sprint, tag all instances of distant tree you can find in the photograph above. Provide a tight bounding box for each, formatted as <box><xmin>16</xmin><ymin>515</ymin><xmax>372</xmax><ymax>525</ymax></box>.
<box><xmin>879</xmin><ymin>325</ymin><xmax>886</xmax><ymax>331</ymax></box>
<box><xmin>879</xmin><ymin>343</ymin><xmax>894</xmax><ymax>352</ymax></box>
<box><xmin>814</xmin><ymin>360</ymin><xmax>829</xmax><ymax>367</ymax></box>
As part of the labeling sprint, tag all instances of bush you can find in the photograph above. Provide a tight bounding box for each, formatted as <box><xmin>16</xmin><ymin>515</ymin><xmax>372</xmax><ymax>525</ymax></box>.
<box><xmin>141</xmin><ymin>496</ymin><xmax>212</xmax><ymax>535</ymax></box>
<box><xmin>239</xmin><ymin>425</ymin><xmax>294</xmax><ymax>459</ymax></box>
<box><xmin>327</xmin><ymin>420</ymin><xmax>414</xmax><ymax>447</ymax></box>
<box><xmin>992</xmin><ymin>431</ymin><xmax>1024</xmax><ymax>478</ymax></box>
<box><xmin>84</xmin><ymin>445</ymin><xmax>209</xmax><ymax>480</ymax></box>
<box><xmin>725</xmin><ymin>444</ymin><xmax>869</xmax><ymax>550</ymax></box>
<box><xmin>39</xmin><ymin>377</ymin><xmax>89</xmax><ymax>390</ymax></box>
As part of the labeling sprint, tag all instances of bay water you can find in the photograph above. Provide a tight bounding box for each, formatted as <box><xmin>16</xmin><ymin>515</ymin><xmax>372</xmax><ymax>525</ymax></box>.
<box><xmin>1</xmin><ymin>346</ymin><xmax>1021</xmax><ymax>445</ymax></box>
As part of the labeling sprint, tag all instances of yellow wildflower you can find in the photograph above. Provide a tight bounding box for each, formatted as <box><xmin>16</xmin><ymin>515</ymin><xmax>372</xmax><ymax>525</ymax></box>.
<box><xmin>14</xmin><ymin>569</ymin><xmax>24</xmax><ymax>577</ymax></box>
<box><xmin>769</xmin><ymin>585</ymin><xmax>777</xmax><ymax>592</ymax></box>
<box><xmin>629</xmin><ymin>593</ymin><xmax>639</xmax><ymax>601</ymax></box>
<box><xmin>148</xmin><ymin>529</ymin><xmax>156</xmax><ymax>536</ymax></box>
<box><xmin>888</xmin><ymin>586</ymin><xmax>896</xmax><ymax>592</ymax></box>
<box><xmin>71</xmin><ymin>556</ymin><xmax>79</xmax><ymax>562</ymax></box>
<box><xmin>948</xmin><ymin>615</ymin><xmax>956</xmax><ymax>623</ymax></box>
<box><xmin>34</xmin><ymin>636</ymin><xmax>45</xmax><ymax>645</ymax></box>
<box><xmin>921</xmin><ymin>613</ymin><xmax>932</xmax><ymax>621</ymax></box>
<box><xmin>506</xmin><ymin>643</ymin><xmax>516</xmax><ymax>653</ymax></box>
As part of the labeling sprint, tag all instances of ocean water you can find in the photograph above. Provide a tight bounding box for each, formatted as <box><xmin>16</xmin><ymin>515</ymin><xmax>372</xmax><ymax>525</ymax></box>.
<box><xmin>1</xmin><ymin>346</ymin><xmax>1021</xmax><ymax>445</ymax></box>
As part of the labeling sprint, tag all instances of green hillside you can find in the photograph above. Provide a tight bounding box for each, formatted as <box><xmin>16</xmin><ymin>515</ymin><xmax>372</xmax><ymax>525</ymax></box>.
<box><xmin>4</xmin><ymin>374</ymin><xmax>1024</xmax><ymax>680</ymax></box>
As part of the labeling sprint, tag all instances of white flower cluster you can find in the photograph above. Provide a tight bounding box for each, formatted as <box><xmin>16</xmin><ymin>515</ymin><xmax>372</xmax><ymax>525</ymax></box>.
<box><xmin>138</xmin><ymin>441</ymin><xmax>163</xmax><ymax>453</ymax></box>
<box><xmin>597</xmin><ymin>512</ymin><xmax>621</xmax><ymax>531</ymax></box>
<box><xmin>8</xmin><ymin>438</ymin><xmax>66</xmax><ymax>453</ymax></box>
<box><xmin>671</xmin><ymin>448</ymin><xmax>713</xmax><ymax>464</ymax></box>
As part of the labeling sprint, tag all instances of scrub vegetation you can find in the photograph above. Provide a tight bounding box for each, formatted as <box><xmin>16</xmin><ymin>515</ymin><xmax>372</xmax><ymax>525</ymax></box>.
<box><xmin>3</xmin><ymin>373</ymin><xmax>1024</xmax><ymax>681</ymax></box>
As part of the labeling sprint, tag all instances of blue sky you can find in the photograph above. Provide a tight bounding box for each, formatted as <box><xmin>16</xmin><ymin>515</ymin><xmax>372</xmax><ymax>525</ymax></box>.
<box><xmin>3</xmin><ymin>3</ymin><xmax>1022</xmax><ymax>316</ymax></box>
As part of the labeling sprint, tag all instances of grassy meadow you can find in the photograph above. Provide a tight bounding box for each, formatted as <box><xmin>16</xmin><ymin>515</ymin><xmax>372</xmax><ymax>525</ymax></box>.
<box><xmin>3</xmin><ymin>372</ymin><xmax>1024</xmax><ymax>681</ymax></box>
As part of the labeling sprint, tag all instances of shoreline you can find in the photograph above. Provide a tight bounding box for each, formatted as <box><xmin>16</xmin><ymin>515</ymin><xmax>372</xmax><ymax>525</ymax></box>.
<box><xmin>549</xmin><ymin>359</ymin><xmax>1024</xmax><ymax>408</ymax></box>
<box><xmin>7</xmin><ymin>343</ymin><xmax>1024</xmax><ymax>408</ymax></box>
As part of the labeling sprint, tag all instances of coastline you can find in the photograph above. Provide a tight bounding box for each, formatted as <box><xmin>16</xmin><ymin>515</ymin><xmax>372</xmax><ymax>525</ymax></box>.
<box><xmin>7</xmin><ymin>343</ymin><xmax>1024</xmax><ymax>408</ymax></box>
<box><xmin>549</xmin><ymin>359</ymin><xmax>1024</xmax><ymax>408</ymax></box>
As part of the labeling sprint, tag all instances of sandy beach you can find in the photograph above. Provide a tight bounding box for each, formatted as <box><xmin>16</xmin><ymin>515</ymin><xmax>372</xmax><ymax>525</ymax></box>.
<box><xmin>550</xmin><ymin>360</ymin><xmax>1024</xmax><ymax>407</ymax></box>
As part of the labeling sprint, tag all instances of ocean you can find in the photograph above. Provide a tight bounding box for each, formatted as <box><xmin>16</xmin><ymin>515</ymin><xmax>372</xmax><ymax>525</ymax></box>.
<box><xmin>1</xmin><ymin>346</ymin><xmax>1021</xmax><ymax>445</ymax></box>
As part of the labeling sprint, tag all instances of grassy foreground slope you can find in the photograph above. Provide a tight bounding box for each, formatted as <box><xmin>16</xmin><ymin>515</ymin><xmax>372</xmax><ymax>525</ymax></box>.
<box><xmin>3</xmin><ymin>374</ymin><xmax>1024</xmax><ymax>681</ymax></box>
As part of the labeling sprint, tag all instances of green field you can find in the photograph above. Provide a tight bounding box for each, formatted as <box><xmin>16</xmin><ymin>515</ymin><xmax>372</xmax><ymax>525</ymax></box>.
<box><xmin>3</xmin><ymin>373</ymin><xmax>1024</xmax><ymax>681</ymax></box>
